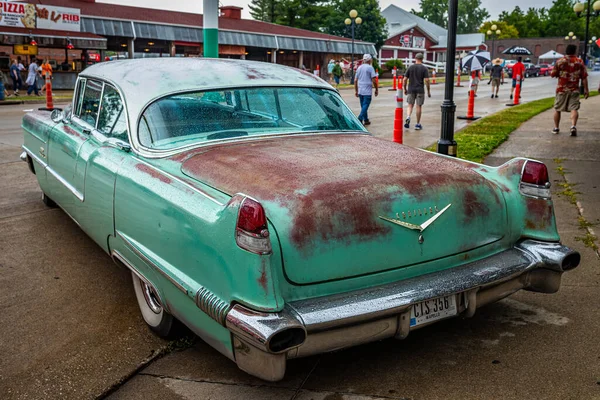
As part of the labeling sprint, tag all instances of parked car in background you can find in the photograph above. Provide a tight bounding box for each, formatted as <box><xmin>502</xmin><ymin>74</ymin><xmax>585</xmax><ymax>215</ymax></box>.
<box><xmin>20</xmin><ymin>58</ymin><xmax>581</xmax><ymax>382</ymax></box>
<box><xmin>506</xmin><ymin>62</ymin><xmax>540</xmax><ymax>78</ymax></box>
<box><xmin>537</xmin><ymin>64</ymin><xmax>553</xmax><ymax>76</ymax></box>
<box><xmin>593</xmin><ymin>62</ymin><xmax>600</xmax><ymax>71</ymax></box>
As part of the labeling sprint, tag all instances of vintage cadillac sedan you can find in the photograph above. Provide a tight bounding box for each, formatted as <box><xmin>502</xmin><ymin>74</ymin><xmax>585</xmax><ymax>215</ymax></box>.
<box><xmin>21</xmin><ymin>59</ymin><xmax>580</xmax><ymax>381</ymax></box>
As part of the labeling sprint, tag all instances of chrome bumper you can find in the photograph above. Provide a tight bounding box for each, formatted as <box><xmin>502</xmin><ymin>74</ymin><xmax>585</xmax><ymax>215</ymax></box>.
<box><xmin>226</xmin><ymin>240</ymin><xmax>580</xmax><ymax>381</ymax></box>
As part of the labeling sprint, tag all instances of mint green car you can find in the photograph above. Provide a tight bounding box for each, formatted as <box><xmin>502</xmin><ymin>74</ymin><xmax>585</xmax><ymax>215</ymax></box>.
<box><xmin>21</xmin><ymin>59</ymin><xmax>580</xmax><ymax>381</ymax></box>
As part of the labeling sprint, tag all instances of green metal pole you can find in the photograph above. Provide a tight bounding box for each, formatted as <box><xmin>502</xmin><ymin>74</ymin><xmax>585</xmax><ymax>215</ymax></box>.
<box><xmin>203</xmin><ymin>0</ymin><xmax>219</xmax><ymax>58</ymax></box>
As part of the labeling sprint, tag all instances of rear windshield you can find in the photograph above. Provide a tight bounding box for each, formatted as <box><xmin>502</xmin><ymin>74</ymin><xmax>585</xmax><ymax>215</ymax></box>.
<box><xmin>138</xmin><ymin>87</ymin><xmax>366</xmax><ymax>150</ymax></box>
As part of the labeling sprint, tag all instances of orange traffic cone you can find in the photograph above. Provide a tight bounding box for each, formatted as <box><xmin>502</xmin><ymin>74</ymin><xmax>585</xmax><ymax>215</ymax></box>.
<box><xmin>457</xmin><ymin>72</ymin><xmax>481</xmax><ymax>120</ymax></box>
<box><xmin>393</xmin><ymin>79</ymin><xmax>404</xmax><ymax>144</ymax></box>
<box><xmin>506</xmin><ymin>74</ymin><xmax>521</xmax><ymax>107</ymax></box>
<box><xmin>39</xmin><ymin>72</ymin><xmax>54</xmax><ymax>111</ymax></box>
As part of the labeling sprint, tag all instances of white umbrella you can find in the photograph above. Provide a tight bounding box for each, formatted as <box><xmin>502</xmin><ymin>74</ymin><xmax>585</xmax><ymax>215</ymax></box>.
<box><xmin>460</xmin><ymin>50</ymin><xmax>491</xmax><ymax>71</ymax></box>
<box><xmin>539</xmin><ymin>50</ymin><xmax>564</xmax><ymax>60</ymax></box>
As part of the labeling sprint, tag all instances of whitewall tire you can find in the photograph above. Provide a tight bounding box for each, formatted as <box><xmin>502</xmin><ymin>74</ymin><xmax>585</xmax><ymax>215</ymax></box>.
<box><xmin>132</xmin><ymin>272</ymin><xmax>174</xmax><ymax>337</ymax></box>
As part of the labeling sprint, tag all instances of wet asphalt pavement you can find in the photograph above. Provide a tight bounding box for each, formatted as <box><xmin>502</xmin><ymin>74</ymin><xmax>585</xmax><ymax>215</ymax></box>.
<box><xmin>1</xmin><ymin>79</ymin><xmax>599</xmax><ymax>399</ymax></box>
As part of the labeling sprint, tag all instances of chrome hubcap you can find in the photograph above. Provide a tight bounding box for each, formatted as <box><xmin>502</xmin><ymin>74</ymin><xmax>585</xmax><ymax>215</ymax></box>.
<box><xmin>140</xmin><ymin>279</ymin><xmax>162</xmax><ymax>314</ymax></box>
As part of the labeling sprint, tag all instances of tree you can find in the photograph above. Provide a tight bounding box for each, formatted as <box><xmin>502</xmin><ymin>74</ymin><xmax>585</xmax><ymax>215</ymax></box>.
<box><xmin>457</xmin><ymin>0</ymin><xmax>490</xmax><ymax>34</ymax></box>
<box><xmin>545</xmin><ymin>0</ymin><xmax>583</xmax><ymax>37</ymax></box>
<box><xmin>413</xmin><ymin>0</ymin><xmax>490</xmax><ymax>34</ymax></box>
<box><xmin>322</xmin><ymin>0</ymin><xmax>388</xmax><ymax>50</ymax></box>
<box><xmin>498</xmin><ymin>6</ymin><xmax>549</xmax><ymax>37</ymax></box>
<box><xmin>412</xmin><ymin>0</ymin><xmax>446</xmax><ymax>28</ymax></box>
<box><xmin>479</xmin><ymin>21</ymin><xmax>520</xmax><ymax>39</ymax></box>
<box><xmin>276</xmin><ymin>0</ymin><xmax>331</xmax><ymax>31</ymax></box>
<box><xmin>249</xmin><ymin>0</ymin><xmax>280</xmax><ymax>23</ymax></box>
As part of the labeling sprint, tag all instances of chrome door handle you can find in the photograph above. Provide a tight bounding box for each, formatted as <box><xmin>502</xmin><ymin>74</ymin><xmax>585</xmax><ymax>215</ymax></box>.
<box><xmin>39</xmin><ymin>147</ymin><xmax>46</xmax><ymax>158</ymax></box>
<box><xmin>106</xmin><ymin>140</ymin><xmax>131</xmax><ymax>152</ymax></box>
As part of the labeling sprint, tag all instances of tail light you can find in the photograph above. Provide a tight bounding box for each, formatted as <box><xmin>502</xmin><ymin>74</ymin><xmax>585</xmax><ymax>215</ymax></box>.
<box><xmin>520</xmin><ymin>160</ymin><xmax>551</xmax><ymax>198</ymax></box>
<box><xmin>236</xmin><ymin>197</ymin><xmax>272</xmax><ymax>254</ymax></box>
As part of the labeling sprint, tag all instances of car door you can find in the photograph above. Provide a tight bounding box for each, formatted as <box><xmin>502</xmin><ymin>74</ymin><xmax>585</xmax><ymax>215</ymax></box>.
<box><xmin>72</xmin><ymin>82</ymin><xmax>131</xmax><ymax>252</ymax></box>
<box><xmin>45</xmin><ymin>78</ymin><xmax>99</xmax><ymax>214</ymax></box>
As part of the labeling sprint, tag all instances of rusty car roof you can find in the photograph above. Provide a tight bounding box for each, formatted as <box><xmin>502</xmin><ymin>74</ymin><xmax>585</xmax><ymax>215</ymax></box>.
<box><xmin>80</xmin><ymin>58</ymin><xmax>330</xmax><ymax>122</ymax></box>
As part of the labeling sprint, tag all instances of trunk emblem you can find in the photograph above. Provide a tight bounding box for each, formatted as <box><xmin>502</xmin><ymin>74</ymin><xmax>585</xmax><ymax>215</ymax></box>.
<box><xmin>379</xmin><ymin>204</ymin><xmax>452</xmax><ymax>240</ymax></box>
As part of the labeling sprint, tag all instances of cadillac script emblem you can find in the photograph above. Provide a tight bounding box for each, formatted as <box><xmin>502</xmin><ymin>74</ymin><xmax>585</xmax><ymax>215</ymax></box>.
<box><xmin>379</xmin><ymin>204</ymin><xmax>452</xmax><ymax>244</ymax></box>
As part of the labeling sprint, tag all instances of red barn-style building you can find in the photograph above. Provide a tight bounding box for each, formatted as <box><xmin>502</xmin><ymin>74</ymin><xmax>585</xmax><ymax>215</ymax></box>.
<box><xmin>380</xmin><ymin>5</ymin><xmax>486</xmax><ymax>71</ymax></box>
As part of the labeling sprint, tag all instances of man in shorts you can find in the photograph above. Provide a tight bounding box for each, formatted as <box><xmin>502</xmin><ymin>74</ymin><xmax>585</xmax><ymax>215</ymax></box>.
<box><xmin>551</xmin><ymin>44</ymin><xmax>589</xmax><ymax>136</ymax></box>
<box><xmin>403</xmin><ymin>53</ymin><xmax>431</xmax><ymax>130</ymax></box>
<box><xmin>488</xmin><ymin>58</ymin><xmax>504</xmax><ymax>98</ymax></box>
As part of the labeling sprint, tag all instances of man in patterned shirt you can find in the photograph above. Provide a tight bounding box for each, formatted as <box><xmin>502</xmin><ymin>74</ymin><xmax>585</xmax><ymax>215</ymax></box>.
<box><xmin>551</xmin><ymin>44</ymin><xmax>589</xmax><ymax>136</ymax></box>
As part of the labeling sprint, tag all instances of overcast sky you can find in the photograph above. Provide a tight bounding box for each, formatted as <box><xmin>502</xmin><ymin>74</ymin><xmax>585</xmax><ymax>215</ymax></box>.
<box><xmin>97</xmin><ymin>0</ymin><xmax>554</xmax><ymax>21</ymax></box>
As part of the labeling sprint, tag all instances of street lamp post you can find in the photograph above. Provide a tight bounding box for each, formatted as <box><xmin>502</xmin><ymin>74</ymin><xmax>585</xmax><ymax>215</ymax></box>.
<box><xmin>486</xmin><ymin>25</ymin><xmax>502</xmax><ymax>60</ymax></box>
<box><xmin>438</xmin><ymin>0</ymin><xmax>459</xmax><ymax>157</ymax></box>
<box><xmin>345</xmin><ymin>10</ymin><xmax>362</xmax><ymax>85</ymax></box>
<box><xmin>588</xmin><ymin>36</ymin><xmax>598</xmax><ymax>58</ymax></box>
<box><xmin>573</xmin><ymin>1</ymin><xmax>600</xmax><ymax>68</ymax></box>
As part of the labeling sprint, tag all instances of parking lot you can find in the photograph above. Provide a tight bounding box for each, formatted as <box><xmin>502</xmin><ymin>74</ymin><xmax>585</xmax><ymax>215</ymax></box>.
<box><xmin>1</xmin><ymin>88</ymin><xmax>600</xmax><ymax>399</ymax></box>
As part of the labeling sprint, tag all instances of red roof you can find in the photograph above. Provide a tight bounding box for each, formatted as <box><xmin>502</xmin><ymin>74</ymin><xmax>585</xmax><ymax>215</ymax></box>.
<box><xmin>0</xmin><ymin>25</ymin><xmax>105</xmax><ymax>39</ymax></box>
<box><xmin>33</xmin><ymin>0</ymin><xmax>360</xmax><ymax>42</ymax></box>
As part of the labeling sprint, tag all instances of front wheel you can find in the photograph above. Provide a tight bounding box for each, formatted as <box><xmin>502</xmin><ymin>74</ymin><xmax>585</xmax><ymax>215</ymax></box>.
<box><xmin>132</xmin><ymin>272</ymin><xmax>174</xmax><ymax>338</ymax></box>
<box><xmin>525</xmin><ymin>72</ymin><xmax>529</xmax><ymax>78</ymax></box>
<box><xmin>42</xmin><ymin>192</ymin><xmax>57</xmax><ymax>208</ymax></box>
<box><xmin>536</xmin><ymin>72</ymin><xmax>539</xmax><ymax>77</ymax></box>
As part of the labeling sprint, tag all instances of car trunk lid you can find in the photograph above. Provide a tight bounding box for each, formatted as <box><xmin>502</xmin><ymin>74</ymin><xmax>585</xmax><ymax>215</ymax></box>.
<box><xmin>179</xmin><ymin>134</ymin><xmax>507</xmax><ymax>285</ymax></box>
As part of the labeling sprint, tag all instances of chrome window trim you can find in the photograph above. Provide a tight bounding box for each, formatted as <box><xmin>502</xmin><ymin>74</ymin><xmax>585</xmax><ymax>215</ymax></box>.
<box><xmin>74</xmin><ymin>76</ymin><xmax>134</xmax><ymax>153</ymax></box>
<box><xmin>131</xmin><ymin>85</ymin><xmax>368</xmax><ymax>159</ymax></box>
<box><xmin>22</xmin><ymin>145</ymin><xmax>84</xmax><ymax>202</ymax></box>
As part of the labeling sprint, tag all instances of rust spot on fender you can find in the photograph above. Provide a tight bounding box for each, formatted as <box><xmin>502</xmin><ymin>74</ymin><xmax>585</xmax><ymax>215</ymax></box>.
<box><xmin>135</xmin><ymin>164</ymin><xmax>172</xmax><ymax>184</ymax></box>
<box><xmin>257</xmin><ymin>262</ymin><xmax>268</xmax><ymax>293</ymax></box>
<box><xmin>463</xmin><ymin>190</ymin><xmax>490</xmax><ymax>223</ymax></box>
<box><xmin>525</xmin><ymin>198</ymin><xmax>554</xmax><ymax>230</ymax></box>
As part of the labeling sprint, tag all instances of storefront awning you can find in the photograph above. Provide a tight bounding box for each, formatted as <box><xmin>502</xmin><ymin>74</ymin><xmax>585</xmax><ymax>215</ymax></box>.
<box><xmin>0</xmin><ymin>26</ymin><xmax>107</xmax><ymax>49</ymax></box>
<box><xmin>80</xmin><ymin>17</ymin><xmax>376</xmax><ymax>55</ymax></box>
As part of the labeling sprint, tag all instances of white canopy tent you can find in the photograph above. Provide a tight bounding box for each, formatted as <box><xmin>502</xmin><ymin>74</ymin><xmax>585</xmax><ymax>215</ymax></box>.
<box><xmin>539</xmin><ymin>50</ymin><xmax>564</xmax><ymax>60</ymax></box>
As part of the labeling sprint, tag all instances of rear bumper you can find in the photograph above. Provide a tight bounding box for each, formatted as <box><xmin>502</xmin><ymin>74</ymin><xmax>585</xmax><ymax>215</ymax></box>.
<box><xmin>226</xmin><ymin>240</ymin><xmax>580</xmax><ymax>381</ymax></box>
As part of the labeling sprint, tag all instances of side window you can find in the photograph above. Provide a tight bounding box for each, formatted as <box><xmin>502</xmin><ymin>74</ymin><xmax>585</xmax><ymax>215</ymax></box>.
<box><xmin>74</xmin><ymin>78</ymin><xmax>86</xmax><ymax>116</ymax></box>
<box><xmin>77</xmin><ymin>79</ymin><xmax>102</xmax><ymax>127</ymax></box>
<box><xmin>97</xmin><ymin>85</ymin><xmax>128</xmax><ymax>142</ymax></box>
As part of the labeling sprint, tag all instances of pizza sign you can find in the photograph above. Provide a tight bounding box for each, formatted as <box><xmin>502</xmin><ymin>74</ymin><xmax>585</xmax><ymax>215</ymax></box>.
<box><xmin>0</xmin><ymin>1</ymin><xmax>80</xmax><ymax>32</ymax></box>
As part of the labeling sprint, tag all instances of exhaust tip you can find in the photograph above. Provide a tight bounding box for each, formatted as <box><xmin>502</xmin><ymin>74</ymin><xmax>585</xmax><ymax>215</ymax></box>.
<box><xmin>268</xmin><ymin>328</ymin><xmax>306</xmax><ymax>353</ymax></box>
<box><xmin>562</xmin><ymin>252</ymin><xmax>581</xmax><ymax>271</ymax></box>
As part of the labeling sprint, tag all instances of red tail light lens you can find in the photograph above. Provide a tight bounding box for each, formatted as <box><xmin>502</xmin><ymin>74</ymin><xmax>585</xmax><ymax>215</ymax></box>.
<box><xmin>522</xmin><ymin>160</ymin><xmax>549</xmax><ymax>186</ymax></box>
<box><xmin>236</xmin><ymin>197</ymin><xmax>271</xmax><ymax>254</ymax></box>
<box><xmin>520</xmin><ymin>160</ymin><xmax>551</xmax><ymax>198</ymax></box>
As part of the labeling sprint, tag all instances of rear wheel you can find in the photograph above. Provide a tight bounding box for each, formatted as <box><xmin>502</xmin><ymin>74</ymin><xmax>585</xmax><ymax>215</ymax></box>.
<box><xmin>132</xmin><ymin>272</ymin><xmax>174</xmax><ymax>338</ymax></box>
<box><xmin>536</xmin><ymin>72</ymin><xmax>539</xmax><ymax>77</ymax></box>
<box><xmin>42</xmin><ymin>192</ymin><xmax>57</xmax><ymax>208</ymax></box>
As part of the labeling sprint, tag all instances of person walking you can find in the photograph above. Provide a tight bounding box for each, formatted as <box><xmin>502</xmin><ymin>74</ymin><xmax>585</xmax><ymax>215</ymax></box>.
<box><xmin>10</xmin><ymin>59</ymin><xmax>20</xmax><ymax>96</ymax></box>
<box><xmin>26</xmin><ymin>57</ymin><xmax>40</xmax><ymax>96</ymax></box>
<box><xmin>16</xmin><ymin>57</ymin><xmax>25</xmax><ymax>90</ymax></box>
<box><xmin>510</xmin><ymin>56</ymin><xmax>525</xmax><ymax>100</ymax></box>
<box><xmin>354</xmin><ymin>54</ymin><xmax>378</xmax><ymax>125</ymax></box>
<box><xmin>550</xmin><ymin>44</ymin><xmax>589</xmax><ymax>136</ymax></box>
<box><xmin>487</xmin><ymin>58</ymin><xmax>504</xmax><ymax>98</ymax></box>
<box><xmin>327</xmin><ymin>59</ymin><xmax>335</xmax><ymax>84</ymax></box>
<box><xmin>40</xmin><ymin>59</ymin><xmax>53</xmax><ymax>95</ymax></box>
<box><xmin>403</xmin><ymin>53</ymin><xmax>431</xmax><ymax>130</ymax></box>
<box><xmin>332</xmin><ymin>60</ymin><xmax>343</xmax><ymax>89</ymax></box>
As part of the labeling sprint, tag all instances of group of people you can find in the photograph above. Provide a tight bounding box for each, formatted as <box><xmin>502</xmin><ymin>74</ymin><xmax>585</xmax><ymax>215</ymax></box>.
<box><xmin>352</xmin><ymin>46</ymin><xmax>594</xmax><ymax>137</ymax></box>
<box><xmin>4</xmin><ymin>57</ymin><xmax>53</xmax><ymax>98</ymax></box>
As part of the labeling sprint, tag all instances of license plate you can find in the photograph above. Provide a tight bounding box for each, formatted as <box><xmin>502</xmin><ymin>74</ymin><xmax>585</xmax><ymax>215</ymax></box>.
<box><xmin>410</xmin><ymin>295</ymin><xmax>457</xmax><ymax>327</ymax></box>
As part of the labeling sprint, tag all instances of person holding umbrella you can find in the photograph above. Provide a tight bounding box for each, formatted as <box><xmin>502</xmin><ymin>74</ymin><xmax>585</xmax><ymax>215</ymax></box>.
<box><xmin>460</xmin><ymin>50</ymin><xmax>490</xmax><ymax>97</ymax></box>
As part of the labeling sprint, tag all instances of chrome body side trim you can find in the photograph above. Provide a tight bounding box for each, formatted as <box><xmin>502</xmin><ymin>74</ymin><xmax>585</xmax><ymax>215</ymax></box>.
<box><xmin>23</xmin><ymin>145</ymin><xmax>84</xmax><ymax>202</ymax></box>
<box><xmin>195</xmin><ymin>286</ymin><xmax>231</xmax><ymax>326</ymax></box>
<box><xmin>226</xmin><ymin>240</ymin><xmax>579</xmax><ymax>381</ymax></box>
<box><xmin>116</xmin><ymin>231</ymin><xmax>188</xmax><ymax>295</ymax></box>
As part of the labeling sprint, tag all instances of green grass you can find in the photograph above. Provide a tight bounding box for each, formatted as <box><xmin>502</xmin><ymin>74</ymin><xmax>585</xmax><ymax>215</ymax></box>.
<box><xmin>426</xmin><ymin>91</ymin><xmax>600</xmax><ymax>163</ymax></box>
